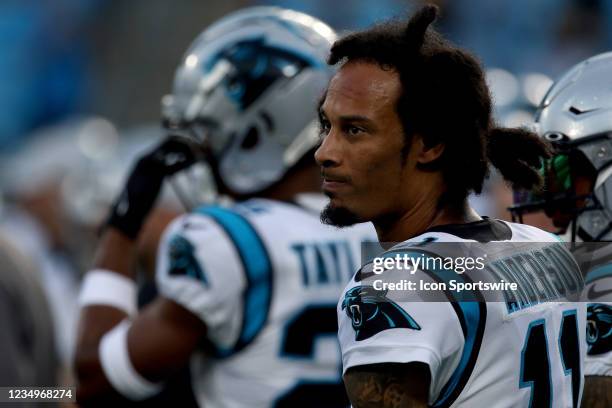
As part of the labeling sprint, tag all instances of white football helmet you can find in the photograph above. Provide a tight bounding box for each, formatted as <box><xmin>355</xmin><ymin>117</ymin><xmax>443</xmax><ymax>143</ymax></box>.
<box><xmin>162</xmin><ymin>6</ymin><xmax>336</xmax><ymax>195</ymax></box>
<box><xmin>512</xmin><ymin>52</ymin><xmax>612</xmax><ymax>241</ymax></box>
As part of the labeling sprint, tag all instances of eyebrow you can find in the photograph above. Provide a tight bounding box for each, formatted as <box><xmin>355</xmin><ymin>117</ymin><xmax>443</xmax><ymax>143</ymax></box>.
<box><xmin>317</xmin><ymin>92</ymin><xmax>377</xmax><ymax>129</ymax></box>
<box><xmin>336</xmin><ymin>115</ymin><xmax>374</xmax><ymax>124</ymax></box>
<box><xmin>318</xmin><ymin>109</ymin><xmax>375</xmax><ymax>127</ymax></box>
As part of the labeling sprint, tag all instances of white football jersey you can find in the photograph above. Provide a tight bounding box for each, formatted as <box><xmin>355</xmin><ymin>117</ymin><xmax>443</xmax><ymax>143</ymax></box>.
<box><xmin>575</xmin><ymin>243</ymin><xmax>612</xmax><ymax>376</ymax></box>
<box><xmin>338</xmin><ymin>219</ymin><xmax>587</xmax><ymax>408</ymax></box>
<box><xmin>156</xmin><ymin>196</ymin><xmax>376</xmax><ymax>408</ymax></box>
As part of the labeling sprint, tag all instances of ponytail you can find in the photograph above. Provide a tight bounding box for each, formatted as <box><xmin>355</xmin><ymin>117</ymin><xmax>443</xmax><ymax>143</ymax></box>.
<box><xmin>328</xmin><ymin>5</ymin><xmax>438</xmax><ymax>66</ymax></box>
<box><xmin>487</xmin><ymin>127</ymin><xmax>553</xmax><ymax>190</ymax></box>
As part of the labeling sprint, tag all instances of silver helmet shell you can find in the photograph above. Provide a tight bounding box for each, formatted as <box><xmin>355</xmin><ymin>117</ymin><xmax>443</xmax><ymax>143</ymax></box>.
<box><xmin>535</xmin><ymin>51</ymin><xmax>612</xmax><ymax>240</ymax></box>
<box><xmin>163</xmin><ymin>7</ymin><xmax>336</xmax><ymax>195</ymax></box>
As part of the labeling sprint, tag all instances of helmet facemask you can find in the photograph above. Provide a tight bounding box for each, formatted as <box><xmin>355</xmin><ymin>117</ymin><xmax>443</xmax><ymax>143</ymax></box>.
<box><xmin>511</xmin><ymin>135</ymin><xmax>611</xmax><ymax>241</ymax></box>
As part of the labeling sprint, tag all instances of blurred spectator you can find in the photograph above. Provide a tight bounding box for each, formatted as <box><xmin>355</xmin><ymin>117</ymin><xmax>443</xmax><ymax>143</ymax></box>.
<box><xmin>0</xmin><ymin>232</ymin><xmax>58</xmax><ymax>397</ymax></box>
<box><xmin>0</xmin><ymin>117</ymin><xmax>120</xmax><ymax>366</ymax></box>
<box><xmin>0</xmin><ymin>117</ymin><xmax>194</xmax><ymax>373</ymax></box>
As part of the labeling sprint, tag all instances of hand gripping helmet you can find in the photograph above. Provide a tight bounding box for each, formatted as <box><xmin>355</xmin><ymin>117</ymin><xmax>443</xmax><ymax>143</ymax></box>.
<box><xmin>162</xmin><ymin>7</ymin><xmax>336</xmax><ymax>195</ymax></box>
<box><xmin>511</xmin><ymin>52</ymin><xmax>612</xmax><ymax>241</ymax></box>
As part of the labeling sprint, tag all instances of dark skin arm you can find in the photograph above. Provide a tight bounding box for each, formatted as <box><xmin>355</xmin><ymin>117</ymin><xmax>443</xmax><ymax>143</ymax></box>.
<box><xmin>581</xmin><ymin>376</ymin><xmax>612</xmax><ymax>408</ymax></box>
<box><xmin>74</xmin><ymin>229</ymin><xmax>207</xmax><ymax>403</ymax></box>
<box><xmin>344</xmin><ymin>363</ymin><xmax>430</xmax><ymax>408</ymax></box>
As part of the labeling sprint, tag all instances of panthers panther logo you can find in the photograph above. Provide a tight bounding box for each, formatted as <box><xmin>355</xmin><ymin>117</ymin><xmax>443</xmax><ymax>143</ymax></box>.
<box><xmin>342</xmin><ymin>285</ymin><xmax>421</xmax><ymax>341</ymax></box>
<box><xmin>168</xmin><ymin>235</ymin><xmax>208</xmax><ymax>285</ymax></box>
<box><xmin>214</xmin><ymin>38</ymin><xmax>311</xmax><ymax>110</ymax></box>
<box><xmin>587</xmin><ymin>303</ymin><xmax>612</xmax><ymax>355</ymax></box>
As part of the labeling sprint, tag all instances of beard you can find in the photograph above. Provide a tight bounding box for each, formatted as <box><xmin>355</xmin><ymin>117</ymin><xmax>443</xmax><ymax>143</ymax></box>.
<box><xmin>320</xmin><ymin>203</ymin><xmax>362</xmax><ymax>227</ymax></box>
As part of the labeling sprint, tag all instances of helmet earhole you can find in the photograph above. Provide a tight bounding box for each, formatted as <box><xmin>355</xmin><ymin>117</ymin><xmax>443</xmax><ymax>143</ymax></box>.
<box><xmin>241</xmin><ymin>127</ymin><xmax>260</xmax><ymax>150</ymax></box>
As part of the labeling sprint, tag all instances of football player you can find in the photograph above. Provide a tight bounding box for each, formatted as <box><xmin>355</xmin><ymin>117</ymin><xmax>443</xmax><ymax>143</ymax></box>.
<box><xmin>316</xmin><ymin>5</ymin><xmax>586</xmax><ymax>407</ymax></box>
<box><xmin>74</xmin><ymin>7</ymin><xmax>375</xmax><ymax>407</ymax></box>
<box><xmin>511</xmin><ymin>52</ymin><xmax>612</xmax><ymax>408</ymax></box>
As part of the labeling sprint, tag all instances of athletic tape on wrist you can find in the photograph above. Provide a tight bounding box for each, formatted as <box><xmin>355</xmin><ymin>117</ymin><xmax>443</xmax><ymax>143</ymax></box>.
<box><xmin>99</xmin><ymin>320</ymin><xmax>163</xmax><ymax>400</ymax></box>
<box><xmin>78</xmin><ymin>270</ymin><xmax>137</xmax><ymax>316</ymax></box>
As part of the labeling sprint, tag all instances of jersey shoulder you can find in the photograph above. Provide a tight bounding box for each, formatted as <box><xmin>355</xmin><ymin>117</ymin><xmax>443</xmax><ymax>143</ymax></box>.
<box><xmin>156</xmin><ymin>207</ymin><xmax>259</xmax><ymax>351</ymax></box>
<box><xmin>337</xmin><ymin>272</ymin><xmax>473</xmax><ymax>405</ymax></box>
<box><xmin>401</xmin><ymin>218</ymin><xmax>559</xmax><ymax>244</ymax></box>
<box><xmin>503</xmin><ymin>221</ymin><xmax>560</xmax><ymax>242</ymax></box>
<box><xmin>157</xmin><ymin>207</ymin><xmax>244</xmax><ymax>278</ymax></box>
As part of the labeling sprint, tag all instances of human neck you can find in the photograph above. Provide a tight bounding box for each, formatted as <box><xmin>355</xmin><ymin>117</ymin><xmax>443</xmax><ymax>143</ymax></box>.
<box><xmin>373</xmin><ymin>198</ymin><xmax>481</xmax><ymax>243</ymax></box>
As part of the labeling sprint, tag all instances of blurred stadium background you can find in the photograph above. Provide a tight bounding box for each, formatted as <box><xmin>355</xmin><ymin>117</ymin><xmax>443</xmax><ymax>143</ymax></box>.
<box><xmin>0</xmin><ymin>0</ymin><xmax>611</xmax><ymax>404</ymax></box>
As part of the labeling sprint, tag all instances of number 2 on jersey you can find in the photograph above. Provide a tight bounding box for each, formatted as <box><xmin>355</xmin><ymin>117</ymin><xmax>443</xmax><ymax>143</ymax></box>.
<box><xmin>275</xmin><ymin>305</ymin><xmax>348</xmax><ymax>407</ymax></box>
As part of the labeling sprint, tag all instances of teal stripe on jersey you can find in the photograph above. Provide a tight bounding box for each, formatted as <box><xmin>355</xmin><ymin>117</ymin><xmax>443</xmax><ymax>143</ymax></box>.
<box><xmin>196</xmin><ymin>205</ymin><xmax>273</xmax><ymax>355</ymax></box>
<box><xmin>432</xmin><ymin>301</ymin><xmax>484</xmax><ymax>408</ymax></box>
<box><xmin>585</xmin><ymin>264</ymin><xmax>612</xmax><ymax>284</ymax></box>
<box><xmin>380</xmin><ymin>249</ymin><xmax>486</xmax><ymax>407</ymax></box>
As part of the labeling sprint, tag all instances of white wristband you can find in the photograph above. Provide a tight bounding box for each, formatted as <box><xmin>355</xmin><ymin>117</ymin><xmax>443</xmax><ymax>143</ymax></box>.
<box><xmin>78</xmin><ymin>269</ymin><xmax>137</xmax><ymax>316</ymax></box>
<box><xmin>99</xmin><ymin>320</ymin><xmax>162</xmax><ymax>400</ymax></box>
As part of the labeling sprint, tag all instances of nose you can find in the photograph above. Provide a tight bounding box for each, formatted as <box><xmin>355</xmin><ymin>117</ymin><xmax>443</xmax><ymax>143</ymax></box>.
<box><xmin>314</xmin><ymin>130</ymin><xmax>342</xmax><ymax>169</ymax></box>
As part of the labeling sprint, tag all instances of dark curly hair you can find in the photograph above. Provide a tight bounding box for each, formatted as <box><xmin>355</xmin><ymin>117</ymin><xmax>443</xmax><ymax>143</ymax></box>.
<box><xmin>327</xmin><ymin>5</ymin><xmax>552</xmax><ymax>207</ymax></box>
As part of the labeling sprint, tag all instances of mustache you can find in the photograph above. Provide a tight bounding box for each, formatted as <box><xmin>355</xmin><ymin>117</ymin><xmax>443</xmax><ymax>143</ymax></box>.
<box><xmin>321</xmin><ymin>171</ymin><xmax>351</xmax><ymax>184</ymax></box>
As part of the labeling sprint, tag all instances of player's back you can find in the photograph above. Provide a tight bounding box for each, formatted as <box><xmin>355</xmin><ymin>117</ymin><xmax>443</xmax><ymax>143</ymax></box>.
<box><xmin>157</xmin><ymin>197</ymin><xmax>376</xmax><ymax>407</ymax></box>
<box><xmin>338</xmin><ymin>219</ymin><xmax>586</xmax><ymax>407</ymax></box>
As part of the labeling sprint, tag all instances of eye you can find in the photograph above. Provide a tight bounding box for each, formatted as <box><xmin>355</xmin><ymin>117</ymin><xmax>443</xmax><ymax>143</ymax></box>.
<box><xmin>318</xmin><ymin>118</ymin><xmax>331</xmax><ymax>137</ymax></box>
<box><xmin>347</xmin><ymin>125</ymin><xmax>364</xmax><ymax>136</ymax></box>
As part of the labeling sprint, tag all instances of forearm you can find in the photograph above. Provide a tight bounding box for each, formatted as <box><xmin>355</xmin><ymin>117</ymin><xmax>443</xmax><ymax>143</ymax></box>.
<box><xmin>93</xmin><ymin>229</ymin><xmax>138</xmax><ymax>274</ymax></box>
<box><xmin>75</xmin><ymin>298</ymin><xmax>206</xmax><ymax>402</ymax></box>
<box><xmin>75</xmin><ymin>229</ymin><xmax>139</xmax><ymax>395</ymax></box>
<box><xmin>344</xmin><ymin>363</ymin><xmax>429</xmax><ymax>408</ymax></box>
<box><xmin>581</xmin><ymin>375</ymin><xmax>612</xmax><ymax>408</ymax></box>
<box><xmin>74</xmin><ymin>136</ymin><xmax>200</xmax><ymax>401</ymax></box>
<box><xmin>77</xmin><ymin>229</ymin><xmax>138</xmax><ymax>354</ymax></box>
<box><xmin>346</xmin><ymin>375</ymin><xmax>428</xmax><ymax>408</ymax></box>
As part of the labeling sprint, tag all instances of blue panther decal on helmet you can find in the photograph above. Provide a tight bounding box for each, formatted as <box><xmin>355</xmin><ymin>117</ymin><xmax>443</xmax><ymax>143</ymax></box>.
<box><xmin>211</xmin><ymin>38</ymin><xmax>311</xmax><ymax>110</ymax></box>
<box><xmin>342</xmin><ymin>285</ymin><xmax>420</xmax><ymax>341</ymax></box>
<box><xmin>587</xmin><ymin>303</ymin><xmax>612</xmax><ymax>355</ymax></box>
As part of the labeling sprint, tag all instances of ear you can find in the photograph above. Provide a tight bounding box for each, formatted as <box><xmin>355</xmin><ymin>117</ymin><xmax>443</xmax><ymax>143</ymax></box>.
<box><xmin>414</xmin><ymin>135</ymin><xmax>445</xmax><ymax>164</ymax></box>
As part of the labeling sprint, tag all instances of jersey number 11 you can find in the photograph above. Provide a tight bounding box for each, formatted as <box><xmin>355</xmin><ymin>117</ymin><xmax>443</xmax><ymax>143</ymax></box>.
<box><xmin>520</xmin><ymin>310</ymin><xmax>581</xmax><ymax>408</ymax></box>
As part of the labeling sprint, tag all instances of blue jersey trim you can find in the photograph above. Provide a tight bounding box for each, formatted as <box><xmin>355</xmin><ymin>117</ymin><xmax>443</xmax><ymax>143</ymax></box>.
<box><xmin>381</xmin><ymin>249</ymin><xmax>486</xmax><ymax>408</ymax></box>
<box><xmin>585</xmin><ymin>264</ymin><xmax>612</xmax><ymax>284</ymax></box>
<box><xmin>196</xmin><ymin>205</ymin><xmax>273</xmax><ymax>356</ymax></box>
<box><xmin>431</xmin><ymin>301</ymin><xmax>483</xmax><ymax>407</ymax></box>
